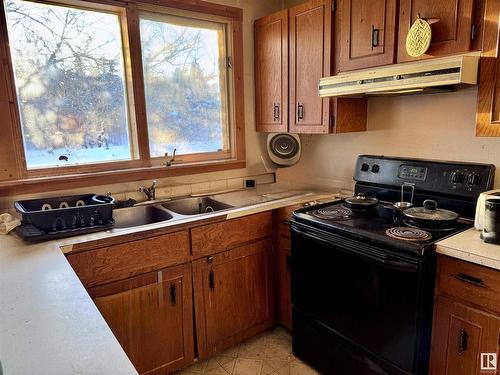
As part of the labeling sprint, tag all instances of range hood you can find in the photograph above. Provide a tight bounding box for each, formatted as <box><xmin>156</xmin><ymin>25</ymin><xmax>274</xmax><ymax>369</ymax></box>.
<box><xmin>319</xmin><ymin>53</ymin><xmax>480</xmax><ymax>97</ymax></box>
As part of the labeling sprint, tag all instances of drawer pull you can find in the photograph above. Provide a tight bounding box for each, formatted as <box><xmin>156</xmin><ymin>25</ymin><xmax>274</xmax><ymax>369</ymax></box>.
<box><xmin>169</xmin><ymin>283</ymin><xmax>177</xmax><ymax>305</ymax></box>
<box><xmin>457</xmin><ymin>328</ymin><xmax>468</xmax><ymax>355</ymax></box>
<box><xmin>371</xmin><ymin>25</ymin><xmax>380</xmax><ymax>49</ymax></box>
<box><xmin>454</xmin><ymin>272</ymin><xmax>486</xmax><ymax>288</ymax></box>
<box><xmin>209</xmin><ymin>270</ymin><xmax>215</xmax><ymax>291</ymax></box>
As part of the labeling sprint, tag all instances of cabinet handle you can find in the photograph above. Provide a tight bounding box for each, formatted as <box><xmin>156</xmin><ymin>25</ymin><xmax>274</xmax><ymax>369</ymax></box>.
<box><xmin>371</xmin><ymin>25</ymin><xmax>379</xmax><ymax>49</ymax></box>
<box><xmin>169</xmin><ymin>283</ymin><xmax>177</xmax><ymax>305</ymax></box>
<box><xmin>273</xmin><ymin>103</ymin><xmax>280</xmax><ymax>121</ymax></box>
<box><xmin>209</xmin><ymin>270</ymin><xmax>215</xmax><ymax>290</ymax></box>
<box><xmin>454</xmin><ymin>272</ymin><xmax>486</xmax><ymax>288</ymax></box>
<box><xmin>457</xmin><ymin>328</ymin><xmax>468</xmax><ymax>355</ymax></box>
<box><xmin>297</xmin><ymin>103</ymin><xmax>304</xmax><ymax>121</ymax></box>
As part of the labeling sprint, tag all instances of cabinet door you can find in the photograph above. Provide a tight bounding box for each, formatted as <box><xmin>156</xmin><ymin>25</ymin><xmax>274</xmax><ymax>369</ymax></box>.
<box><xmin>398</xmin><ymin>0</ymin><xmax>475</xmax><ymax>62</ymax></box>
<box><xmin>193</xmin><ymin>239</ymin><xmax>274</xmax><ymax>359</ymax></box>
<box><xmin>430</xmin><ymin>295</ymin><xmax>500</xmax><ymax>375</ymax></box>
<box><xmin>289</xmin><ymin>0</ymin><xmax>332</xmax><ymax>134</ymax></box>
<box><xmin>254</xmin><ymin>10</ymin><xmax>288</xmax><ymax>133</ymax></box>
<box><xmin>337</xmin><ymin>0</ymin><xmax>397</xmax><ymax>72</ymax></box>
<box><xmin>89</xmin><ymin>264</ymin><xmax>194</xmax><ymax>375</ymax></box>
<box><xmin>276</xmin><ymin>235</ymin><xmax>292</xmax><ymax>330</ymax></box>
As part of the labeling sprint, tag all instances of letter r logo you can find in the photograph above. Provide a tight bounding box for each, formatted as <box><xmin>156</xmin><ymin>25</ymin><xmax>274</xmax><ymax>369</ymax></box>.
<box><xmin>481</xmin><ymin>353</ymin><xmax>497</xmax><ymax>371</ymax></box>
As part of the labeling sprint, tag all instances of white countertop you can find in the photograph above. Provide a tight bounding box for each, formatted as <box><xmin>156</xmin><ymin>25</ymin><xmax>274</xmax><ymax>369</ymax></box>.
<box><xmin>436</xmin><ymin>228</ymin><xmax>500</xmax><ymax>271</ymax></box>
<box><xmin>0</xmin><ymin>236</ymin><xmax>138</xmax><ymax>375</ymax></box>
<box><xmin>0</xmin><ymin>186</ymin><xmax>339</xmax><ymax>375</ymax></box>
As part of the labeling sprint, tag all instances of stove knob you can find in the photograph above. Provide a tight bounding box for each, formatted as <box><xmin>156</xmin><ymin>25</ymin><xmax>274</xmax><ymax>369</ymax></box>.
<box><xmin>451</xmin><ymin>171</ymin><xmax>465</xmax><ymax>184</ymax></box>
<box><xmin>361</xmin><ymin>163</ymin><xmax>370</xmax><ymax>172</ymax></box>
<box><xmin>467</xmin><ymin>173</ymin><xmax>482</xmax><ymax>185</ymax></box>
<box><xmin>451</xmin><ymin>171</ymin><xmax>465</xmax><ymax>183</ymax></box>
<box><xmin>371</xmin><ymin>164</ymin><xmax>380</xmax><ymax>173</ymax></box>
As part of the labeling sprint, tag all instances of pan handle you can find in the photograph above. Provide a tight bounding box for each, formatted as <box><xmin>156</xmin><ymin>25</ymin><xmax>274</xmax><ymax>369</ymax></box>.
<box><xmin>401</xmin><ymin>183</ymin><xmax>415</xmax><ymax>204</ymax></box>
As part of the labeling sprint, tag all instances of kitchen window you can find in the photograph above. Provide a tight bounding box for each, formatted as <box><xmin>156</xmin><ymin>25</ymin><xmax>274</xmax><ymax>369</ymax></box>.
<box><xmin>4</xmin><ymin>0</ymin><xmax>135</xmax><ymax>169</ymax></box>
<box><xmin>140</xmin><ymin>11</ymin><xmax>232</xmax><ymax>160</ymax></box>
<box><xmin>0</xmin><ymin>0</ymin><xmax>244</xmax><ymax>191</ymax></box>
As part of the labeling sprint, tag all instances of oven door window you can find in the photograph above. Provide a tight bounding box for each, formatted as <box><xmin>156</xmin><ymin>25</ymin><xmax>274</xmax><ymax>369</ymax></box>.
<box><xmin>292</xmin><ymin>229</ymin><xmax>421</xmax><ymax>372</ymax></box>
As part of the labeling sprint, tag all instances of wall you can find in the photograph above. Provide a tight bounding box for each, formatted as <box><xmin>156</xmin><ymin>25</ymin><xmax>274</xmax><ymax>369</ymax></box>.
<box><xmin>0</xmin><ymin>0</ymin><xmax>281</xmax><ymax>210</ymax></box>
<box><xmin>278</xmin><ymin>88</ymin><xmax>500</xmax><ymax>190</ymax></box>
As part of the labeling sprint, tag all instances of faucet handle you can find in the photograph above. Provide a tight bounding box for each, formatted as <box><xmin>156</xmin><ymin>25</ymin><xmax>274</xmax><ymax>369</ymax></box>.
<box><xmin>152</xmin><ymin>180</ymin><xmax>157</xmax><ymax>187</ymax></box>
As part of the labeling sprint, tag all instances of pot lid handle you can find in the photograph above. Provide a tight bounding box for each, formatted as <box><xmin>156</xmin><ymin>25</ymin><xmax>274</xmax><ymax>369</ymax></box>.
<box><xmin>423</xmin><ymin>199</ymin><xmax>437</xmax><ymax>211</ymax></box>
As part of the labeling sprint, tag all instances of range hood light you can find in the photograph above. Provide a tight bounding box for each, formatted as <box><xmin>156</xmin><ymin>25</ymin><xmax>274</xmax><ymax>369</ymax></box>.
<box><xmin>374</xmin><ymin>88</ymin><xmax>425</xmax><ymax>95</ymax></box>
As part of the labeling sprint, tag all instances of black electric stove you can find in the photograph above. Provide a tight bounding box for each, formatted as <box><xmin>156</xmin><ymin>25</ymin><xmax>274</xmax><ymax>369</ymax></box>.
<box><xmin>290</xmin><ymin>155</ymin><xmax>495</xmax><ymax>375</ymax></box>
<box><xmin>293</xmin><ymin>200</ymin><xmax>471</xmax><ymax>257</ymax></box>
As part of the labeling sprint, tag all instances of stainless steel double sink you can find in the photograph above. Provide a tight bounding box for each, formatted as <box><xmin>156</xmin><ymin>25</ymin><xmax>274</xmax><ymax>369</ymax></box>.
<box><xmin>113</xmin><ymin>197</ymin><xmax>234</xmax><ymax>229</ymax></box>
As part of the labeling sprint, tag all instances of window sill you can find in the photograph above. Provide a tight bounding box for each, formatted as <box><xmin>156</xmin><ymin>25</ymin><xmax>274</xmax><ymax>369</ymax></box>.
<box><xmin>0</xmin><ymin>159</ymin><xmax>246</xmax><ymax>196</ymax></box>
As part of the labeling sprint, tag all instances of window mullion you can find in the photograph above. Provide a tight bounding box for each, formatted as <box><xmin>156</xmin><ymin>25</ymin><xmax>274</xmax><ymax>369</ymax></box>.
<box><xmin>125</xmin><ymin>4</ymin><xmax>151</xmax><ymax>165</ymax></box>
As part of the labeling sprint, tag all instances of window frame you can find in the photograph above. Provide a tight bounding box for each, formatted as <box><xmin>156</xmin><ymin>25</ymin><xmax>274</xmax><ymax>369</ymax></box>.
<box><xmin>0</xmin><ymin>0</ymin><xmax>245</xmax><ymax>193</ymax></box>
<box><xmin>138</xmin><ymin>6</ymin><xmax>235</xmax><ymax>163</ymax></box>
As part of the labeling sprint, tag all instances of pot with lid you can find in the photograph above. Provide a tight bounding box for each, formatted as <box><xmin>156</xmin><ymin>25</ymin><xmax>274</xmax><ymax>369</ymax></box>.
<box><xmin>402</xmin><ymin>199</ymin><xmax>459</xmax><ymax>231</ymax></box>
<box><xmin>344</xmin><ymin>193</ymin><xmax>379</xmax><ymax>210</ymax></box>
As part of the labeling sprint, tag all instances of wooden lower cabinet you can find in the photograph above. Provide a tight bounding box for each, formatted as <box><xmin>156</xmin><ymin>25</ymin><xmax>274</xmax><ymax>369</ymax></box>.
<box><xmin>88</xmin><ymin>263</ymin><xmax>195</xmax><ymax>375</ymax></box>
<box><xmin>192</xmin><ymin>239</ymin><xmax>275</xmax><ymax>359</ymax></box>
<box><xmin>274</xmin><ymin>205</ymin><xmax>301</xmax><ymax>330</ymax></box>
<box><xmin>276</xmin><ymin>235</ymin><xmax>292</xmax><ymax>330</ymax></box>
<box><xmin>430</xmin><ymin>296</ymin><xmax>500</xmax><ymax>375</ymax></box>
<box><xmin>430</xmin><ymin>255</ymin><xmax>500</xmax><ymax>375</ymax></box>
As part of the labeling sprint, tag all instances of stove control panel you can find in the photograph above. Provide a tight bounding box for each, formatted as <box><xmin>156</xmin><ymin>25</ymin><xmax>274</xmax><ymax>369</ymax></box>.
<box><xmin>398</xmin><ymin>165</ymin><xmax>427</xmax><ymax>181</ymax></box>
<box><xmin>354</xmin><ymin>155</ymin><xmax>495</xmax><ymax>198</ymax></box>
<box><xmin>448</xmin><ymin>169</ymin><xmax>484</xmax><ymax>191</ymax></box>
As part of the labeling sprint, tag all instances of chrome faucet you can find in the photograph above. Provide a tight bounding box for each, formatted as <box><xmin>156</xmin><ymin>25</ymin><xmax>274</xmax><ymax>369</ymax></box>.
<box><xmin>139</xmin><ymin>180</ymin><xmax>157</xmax><ymax>201</ymax></box>
<box><xmin>162</xmin><ymin>148</ymin><xmax>177</xmax><ymax>167</ymax></box>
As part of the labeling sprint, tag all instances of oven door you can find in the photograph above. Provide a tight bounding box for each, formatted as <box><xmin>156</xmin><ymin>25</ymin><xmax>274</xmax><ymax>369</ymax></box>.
<box><xmin>291</xmin><ymin>222</ymin><xmax>425</xmax><ymax>373</ymax></box>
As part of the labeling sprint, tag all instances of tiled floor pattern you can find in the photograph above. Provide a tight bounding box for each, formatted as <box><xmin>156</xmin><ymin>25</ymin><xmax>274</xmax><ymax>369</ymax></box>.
<box><xmin>175</xmin><ymin>327</ymin><xmax>319</xmax><ymax>375</ymax></box>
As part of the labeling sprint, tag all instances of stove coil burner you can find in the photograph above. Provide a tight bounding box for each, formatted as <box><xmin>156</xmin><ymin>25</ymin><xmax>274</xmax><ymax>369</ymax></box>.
<box><xmin>385</xmin><ymin>227</ymin><xmax>432</xmax><ymax>242</ymax></box>
<box><xmin>312</xmin><ymin>206</ymin><xmax>354</xmax><ymax>220</ymax></box>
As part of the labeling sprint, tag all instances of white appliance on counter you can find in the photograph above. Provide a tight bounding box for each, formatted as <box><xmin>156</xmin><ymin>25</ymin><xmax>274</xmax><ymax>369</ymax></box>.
<box><xmin>475</xmin><ymin>189</ymin><xmax>500</xmax><ymax>230</ymax></box>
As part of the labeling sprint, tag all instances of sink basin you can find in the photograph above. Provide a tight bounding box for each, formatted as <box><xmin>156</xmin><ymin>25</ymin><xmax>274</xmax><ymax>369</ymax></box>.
<box><xmin>113</xmin><ymin>205</ymin><xmax>173</xmax><ymax>228</ymax></box>
<box><xmin>162</xmin><ymin>197</ymin><xmax>234</xmax><ymax>216</ymax></box>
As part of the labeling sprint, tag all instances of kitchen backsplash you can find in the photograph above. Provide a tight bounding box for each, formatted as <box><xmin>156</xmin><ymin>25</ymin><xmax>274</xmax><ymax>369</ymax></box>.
<box><xmin>0</xmin><ymin>173</ymin><xmax>276</xmax><ymax>215</ymax></box>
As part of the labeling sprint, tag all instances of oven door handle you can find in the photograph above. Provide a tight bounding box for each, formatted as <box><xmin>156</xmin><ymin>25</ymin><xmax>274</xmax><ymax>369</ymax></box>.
<box><xmin>295</xmin><ymin>226</ymin><xmax>419</xmax><ymax>272</ymax></box>
<box><xmin>382</xmin><ymin>257</ymin><xmax>420</xmax><ymax>272</ymax></box>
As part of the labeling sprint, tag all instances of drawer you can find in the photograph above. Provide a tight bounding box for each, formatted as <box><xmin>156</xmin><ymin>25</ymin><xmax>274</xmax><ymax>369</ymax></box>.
<box><xmin>437</xmin><ymin>255</ymin><xmax>500</xmax><ymax>314</ymax></box>
<box><xmin>190</xmin><ymin>212</ymin><xmax>272</xmax><ymax>257</ymax></box>
<box><xmin>67</xmin><ymin>230</ymin><xmax>190</xmax><ymax>287</ymax></box>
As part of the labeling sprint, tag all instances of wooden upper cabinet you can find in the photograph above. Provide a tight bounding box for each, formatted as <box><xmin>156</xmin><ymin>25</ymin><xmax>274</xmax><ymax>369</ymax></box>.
<box><xmin>254</xmin><ymin>10</ymin><xmax>288</xmax><ymax>133</ymax></box>
<box><xmin>336</xmin><ymin>0</ymin><xmax>397</xmax><ymax>73</ymax></box>
<box><xmin>89</xmin><ymin>264</ymin><xmax>195</xmax><ymax>375</ymax></box>
<box><xmin>289</xmin><ymin>0</ymin><xmax>332</xmax><ymax>134</ymax></box>
<box><xmin>397</xmin><ymin>0</ymin><xmax>476</xmax><ymax>62</ymax></box>
<box><xmin>193</xmin><ymin>240</ymin><xmax>274</xmax><ymax>359</ymax></box>
<box><xmin>476</xmin><ymin>0</ymin><xmax>500</xmax><ymax>136</ymax></box>
<box><xmin>430</xmin><ymin>296</ymin><xmax>500</xmax><ymax>375</ymax></box>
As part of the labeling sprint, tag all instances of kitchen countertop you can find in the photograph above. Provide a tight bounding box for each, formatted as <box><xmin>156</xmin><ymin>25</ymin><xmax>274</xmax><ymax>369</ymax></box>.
<box><xmin>0</xmin><ymin>186</ymin><xmax>340</xmax><ymax>375</ymax></box>
<box><xmin>436</xmin><ymin>228</ymin><xmax>500</xmax><ymax>271</ymax></box>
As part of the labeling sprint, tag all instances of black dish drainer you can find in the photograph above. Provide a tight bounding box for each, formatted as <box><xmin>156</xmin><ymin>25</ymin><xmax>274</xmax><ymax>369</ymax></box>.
<box><xmin>15</xmin><ymin>194</ymin><xmax>115</xmax><ymax>241</ymax></box>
